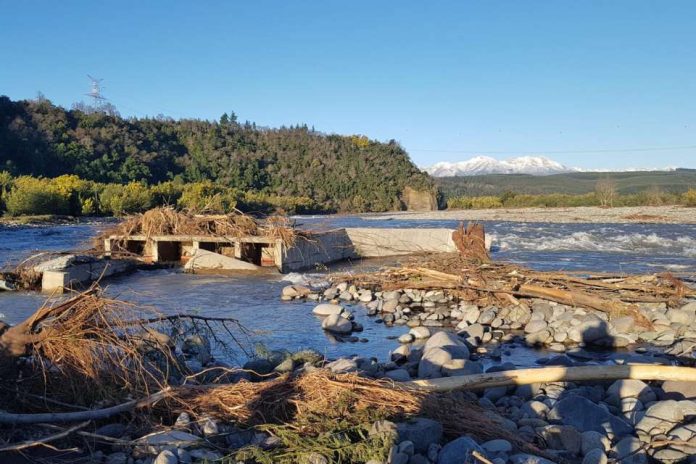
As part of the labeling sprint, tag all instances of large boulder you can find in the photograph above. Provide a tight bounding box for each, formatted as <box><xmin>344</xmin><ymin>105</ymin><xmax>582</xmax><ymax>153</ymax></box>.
<box><xmin>418</xmin><ymin>332</ymin><xmax>470</xmax><ymax>379</ymax></box>
<box><xmin>321</xmin><ymin>314</ymin><xmax>352</xmax><ymax>334</ymax></box>
<box><xmin>437</xmin><ymin>436</ymin><xmax>486</xmax><ymax>464</ymax></box>
<box><xmin>548</xmin><ymin>395</ymin><xmax>633</xmax><ymax>437</ymax></box>
<box><xmin>397</xmin><ymin>418</ymin><xmax>443</xmax><ymax>453</ymax></box>
<box><xmin>312</xmin><ymin>303</ymin><xmax>344</xmax><ymax>316</ymax></box>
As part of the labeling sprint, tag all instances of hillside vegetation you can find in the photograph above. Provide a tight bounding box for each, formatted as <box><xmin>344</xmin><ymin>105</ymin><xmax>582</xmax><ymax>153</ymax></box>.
<box><xmin>437</xmin><ymin>170</ymin><xmax>696</xmax><ymax>198</ymax></box>
<box><xmin>0</xmin><ymin>95</ymin><xmax>435</xmax><ymax>215</ymax></box>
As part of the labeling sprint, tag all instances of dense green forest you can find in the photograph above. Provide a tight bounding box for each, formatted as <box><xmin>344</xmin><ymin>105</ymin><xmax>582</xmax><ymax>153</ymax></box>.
<box><xmin>0</xmin><ymin>95</ymin><xmax>435</xmax><ymax>215</ymax></box>
<box><xmin>437</xmin><ymin>170</ymin><xmax>696</xmax><ymax>199</ymax></box>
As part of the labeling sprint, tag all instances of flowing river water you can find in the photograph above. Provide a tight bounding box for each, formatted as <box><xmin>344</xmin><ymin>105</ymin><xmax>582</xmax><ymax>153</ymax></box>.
<box><xmin>1</xmin><ymin>216</ymin><xmax>695</xmax><ymax>366</ymax></box>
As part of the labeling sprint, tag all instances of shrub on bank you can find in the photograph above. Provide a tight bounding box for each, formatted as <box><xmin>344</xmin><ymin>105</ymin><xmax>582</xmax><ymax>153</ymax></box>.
<box><xmin>684</xmin><ymin>189</ymin><xmax>696</xmax><ymax>207</ymax></box>
<box><xmin>99</xmin><ymin>182</ymin><xmax>153</xmax><ymax>216</ymax></box>
<box><xmin>4</xmin><ymin>176</ymin><xmax>70</xmax><ymax>216</ymax></box>
<box><xmin>178</xmin><ymin>180</ymin><xmax>239</xmax><ymax>213</ymax></box>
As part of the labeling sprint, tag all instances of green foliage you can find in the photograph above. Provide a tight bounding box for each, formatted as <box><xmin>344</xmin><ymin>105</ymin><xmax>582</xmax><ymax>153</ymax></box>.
<box><xmin>99</xmin><ymin>182</ymin><xmax>153</xmax><ymax>216</ymax></box>
<box><xmin>4</xmin><ymin>176</ymin><xmax>70</xmax><ymax>216</ymax></box>
<box><xmin>233</xmin><ymin>423</ymin><xmax>392</xmax><ymax>464</ymax></box>
<box><xmin>437</xmin><ymin>170</ymin><xmax>696</xmax><ymax>199</ymax></box>
<box><xmin>447</xmin><ymin>195</ymin><xmax>502</xmax><ymax>209</ymax></box>
<box><xmin>684</xmin><ymin>189</ymin><xmax>696</xmax><ymax>207</ymax></box>
<box><xmin>178</xmin><ymin>180</ymin><xmax>239</xmax><ymax>213</ymax></box>
<box><xmin>0</xmin><ymin>95</ymin><xmax>433</xmax><ymax>213</ymax></box>
<box><xmin>446</xmin><ymin>189</ymin><xmax>696</xmax><ymax>210</ymax></box>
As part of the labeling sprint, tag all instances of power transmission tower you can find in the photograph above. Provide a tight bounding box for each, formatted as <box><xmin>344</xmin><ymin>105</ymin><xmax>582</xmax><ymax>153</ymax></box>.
<box><xmin>86</xmin><ymin>75</ymin><xmax>107</xmax><ymax>106</ymax></box>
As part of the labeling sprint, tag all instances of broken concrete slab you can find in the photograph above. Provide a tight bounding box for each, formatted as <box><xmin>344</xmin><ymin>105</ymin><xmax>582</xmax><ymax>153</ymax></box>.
<box><xmin>184</xmin><ymin>249</ymin><xmax>261</xmax><ymax>271</ymax></box>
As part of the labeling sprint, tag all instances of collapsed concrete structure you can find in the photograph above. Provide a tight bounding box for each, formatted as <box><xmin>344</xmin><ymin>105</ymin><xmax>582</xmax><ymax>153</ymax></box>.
<box><xmin>30</xmin><ymin>227</ymin><xmax>491</xmax><ymax>293</ymax></box>
<box><xmin>103</xmin><ymin>228</ymin><xmax>486</xmax><ymax>273</ymax></box>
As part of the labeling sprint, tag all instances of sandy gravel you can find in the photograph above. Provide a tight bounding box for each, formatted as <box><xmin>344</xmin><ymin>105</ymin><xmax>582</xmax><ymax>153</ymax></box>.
<box><xmin>371</xmin><ymin>205</ymin><xmax>696</xmax><ymax>224</ymax></box>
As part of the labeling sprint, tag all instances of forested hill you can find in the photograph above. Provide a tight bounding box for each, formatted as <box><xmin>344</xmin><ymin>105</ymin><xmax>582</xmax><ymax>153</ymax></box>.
<box><xmin>0</xmin><ymin>95</ymin><xmax>435</xmax><ymax>212</ymax></box>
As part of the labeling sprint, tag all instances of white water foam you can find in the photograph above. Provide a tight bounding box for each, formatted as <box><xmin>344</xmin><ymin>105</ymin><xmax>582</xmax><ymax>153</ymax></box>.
<box><xmin>495</xmin><ymin>232</ymin><xmax>696</xmax><ymax>257</ymax></box>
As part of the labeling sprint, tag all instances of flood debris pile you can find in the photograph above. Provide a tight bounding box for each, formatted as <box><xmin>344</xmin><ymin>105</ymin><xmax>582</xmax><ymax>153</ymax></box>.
<box><xmin>316</xmin><ymin>253</ymin><xmax>696</xmax><ymax>355</ymax></box>
<box><xmin>97</xmin><ymin>206</ymin><xmax>301</xmax><ymax>254</ymax></box>
<box><xmin>282</xmin><ymin>251</ymin><xmax>696</xmax><ymax>463</ymax></box>
<box><xmin>0</xmin><ymin>288</ymin><xmax>557</xmax><ymax>464</ymax></box>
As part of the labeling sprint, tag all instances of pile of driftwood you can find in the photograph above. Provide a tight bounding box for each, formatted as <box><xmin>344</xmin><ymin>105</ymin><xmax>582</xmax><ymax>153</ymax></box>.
<box><xmin>95</xmin><ymin>206</ymin><xmax>302</xmax><ymax>254</ymax></box>
<box><xmin>336</xmin><ymin>250</ymin><xmax>695</xmax><ymax>329</ymax></box>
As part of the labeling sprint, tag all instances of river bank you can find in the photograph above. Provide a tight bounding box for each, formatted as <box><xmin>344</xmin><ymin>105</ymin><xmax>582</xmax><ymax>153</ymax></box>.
<box><xmin>371</xmin><ymin>205</ymin><xmax>696</xmax><ymax>224</ymax></box>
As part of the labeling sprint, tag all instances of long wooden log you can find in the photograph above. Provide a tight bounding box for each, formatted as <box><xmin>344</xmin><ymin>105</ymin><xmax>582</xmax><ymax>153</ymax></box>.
<box><xmin>403</xmin><ymin>365</ymin><xmax>696</xmax><ymax>392</ymax></box>
<box><xmin>0</xmin><ymin>388</ymin><xmax>172</xmax><ymax>424</ymax></box>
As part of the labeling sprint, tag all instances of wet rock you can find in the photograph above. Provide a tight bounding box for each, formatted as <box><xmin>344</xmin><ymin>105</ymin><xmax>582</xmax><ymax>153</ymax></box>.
<box><xmin>548</xmin><ymin>395</ymin><xmax>633</xmax><ymax>437</ymax></box>
<box><xmin>312</xmin><ymin>303</ymin><xmax>344</xmax><ymax>316</ymax></box>
<box><xmin>582</xmin><ymin>449</ymin><xmax>607</xmax><ymax>464</ymax></box>
<box><xmin>410</xmin><ymin>326</ymin><xmax>431</xmax><ymax>339</ymax></box>
<box><xmin>437</xmin><ymin>436</ymin><xmax>486</xmax><ymax>464</ymax></box>
<box><xmin>397</xmin><ymin>418</ymin><xmax>443</xmax><ymax>453</ymax></box>
<box><xmin>153</xmin><ymin>450</ymin><xmax>178</xmax><ymax>464</ymax></box>
<box><xmin>611</xmin><ymin>436</ymin><xmax>648</xmax><ymax>464</ymax></box>
<box><xmin>243</xmin><ymin>358</ymin><xmax>274</xmax><ymax>376</ymax></box>
<box><xmin>305</xmin><ymin>453</ymin><xmax>329</xmax><ymax>464</ymax></box>
<box><xmin>524</xmin><ymin>320</ymin><xmax>548</xmax><ymax>334</ymax></box>
<box><xmin>539</xmin><ymin>425</ymin><xmax>581</xmax><ymax>454</ymax></box>
<box><xmin>135</xmin><ymin>430</ymin><xmax>202</xmax><ymax>455</ymax></box>
<box><xmin>96</xmin><ymin>423</ymin><xmax>128</xmax><ymax>438</ymax></box>
<box><xmin>605</xmin><ymin>379</ymin><xmax>656</xmax><ymax>405</ymax></box>
<box><xmin>182</xmin><ymin>334</ymin><xmax>211</xmax><ymax>365</ymax></box>
<box><xmin>106</xmin><ymin>452</ymin><xmax>128</xmax><ymax>464</ymax></box>
<box><xmin>358</xmin><ymin>290</ymin><xmax>373</xmax><ymax>302</ymax></box>
<box><xmin>282</xmin><ymin>285</ymin><xmax>310</xmax><ymax>298</ymax></box>
<box><xmin>383</xmin><ymin>299</ymin><xmax>399</xmax><ymax>313</ymax></box>
<box><xmin>661</xmin><ymin>380</ymin><xmax>696</xmax><ymax>400</ymax></box>
<box><xmin>321</xmin><ymin>313</ymin><xmax>352</xmax><ymax>334</ymax></box>
<box><xmin>326</xmin><ymin>358</ymin><xmax>358</xmax><ymax>373</ymax></box>
<box><xmin>509</xmin><ymin>453</ymin><xmax>557</xmax><ymax>464</ymax></box>
<box><xmin>482</xmin><ymin>439</ymin><xmax>512</xmax><ymax>455</ymax></box>
<box><xmin>399</xmin><ymin>333</ymin><xmax>415</xmax><ymax>344</ymax></box>
<box><xmin>460</xmin><ymin>305</ymin><xmax>481</xmax><ymax>324</ymax></box>
<box><xmin>478</xmin><ymin>308</ymin><xmax>497</xmax><ymax>325</ymax></box>
<box><xmin>581</xmin><ymin>430</ymin><xmax>610</xmax><ymax>455</ymax></box>
<box><xmin>666</xmin><ymin>308</ymin><xmax>690</xmax><ymax>325</ymax></box>
<box><xmin>635</xmin><ymin>400</ymin><xmax>696</xmax><ymax>439</ymax></box>
<box><xmin>384</xmin><ymin>368</ymin><xmax>411</xmax><ymax>381</ymax></box>
<box><xmin>525</xmin><ymin>330</ymin><xmax>551</xmax><ymax>346</ymax></box>
<box><xmin>611</xmin><ymin>316</ymin><xmax>635</xmax><ymax>333</ymax></box>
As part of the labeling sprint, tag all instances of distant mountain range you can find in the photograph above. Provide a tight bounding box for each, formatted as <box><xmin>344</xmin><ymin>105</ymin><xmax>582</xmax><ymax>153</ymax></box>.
<box><xmin>424</xmin><ymin>156</ymin><xmax>679</xmax><ymax>177</ymax></box>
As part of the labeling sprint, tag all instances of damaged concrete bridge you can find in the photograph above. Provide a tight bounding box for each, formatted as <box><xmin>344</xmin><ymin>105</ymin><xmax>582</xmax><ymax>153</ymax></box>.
<box><xmin>104</xmin><ymin>227</ymin><xmax>490</xmax><ymax>273</ymax></box>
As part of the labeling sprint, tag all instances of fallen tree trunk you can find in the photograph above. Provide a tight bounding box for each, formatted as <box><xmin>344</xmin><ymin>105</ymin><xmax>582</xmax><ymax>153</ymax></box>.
<box><xmin>404</xmin><ymin>365</ymin><xmax>696</xmax><ymax>392</ymax></box>
<box><xmin>0</xmin><ymin>388</ymin><xmax>172</xmax><ymax>424</ymax></box>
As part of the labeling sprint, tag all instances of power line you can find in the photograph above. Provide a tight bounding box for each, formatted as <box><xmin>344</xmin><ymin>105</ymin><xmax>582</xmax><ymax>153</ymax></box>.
<box><xmin>410</xmin><ymin>145</ymin><xmax>696</xmax><ymax>155</ymax></box>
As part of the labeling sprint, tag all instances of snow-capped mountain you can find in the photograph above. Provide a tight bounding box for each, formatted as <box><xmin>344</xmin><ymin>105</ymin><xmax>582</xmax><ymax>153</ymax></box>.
<box><xmin>425</xmin><ymin>156</ymin><xmax>573</xmax><ymax>177</ymax></box>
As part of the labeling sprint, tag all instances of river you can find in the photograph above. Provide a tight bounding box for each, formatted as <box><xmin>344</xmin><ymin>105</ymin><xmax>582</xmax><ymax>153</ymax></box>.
<box><xmin>1</xmin><ymin>216</ymin><xmax>695</xmax><ymax>366</ymax></box>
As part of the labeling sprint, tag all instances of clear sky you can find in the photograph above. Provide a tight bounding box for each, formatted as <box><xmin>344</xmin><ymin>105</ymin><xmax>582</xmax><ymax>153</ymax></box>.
<box><xmin>1</xmin><ymin>1</ymin><xmax>695</xmax><ymax>169</ymax></box>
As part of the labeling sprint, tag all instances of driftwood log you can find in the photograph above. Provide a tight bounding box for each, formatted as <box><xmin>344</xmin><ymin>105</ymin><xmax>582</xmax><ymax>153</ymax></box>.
<box><xmin>405</xmin><ymin>365</ymin><xmax>696</xmax><ymax>392</ymax></box>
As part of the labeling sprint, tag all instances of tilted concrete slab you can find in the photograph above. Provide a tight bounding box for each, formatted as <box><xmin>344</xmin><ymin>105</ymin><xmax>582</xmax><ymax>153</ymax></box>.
<box><xmin>184</xmin><ymin>249</ymin><xmax>262</xmax><ymax>271</ymax></box>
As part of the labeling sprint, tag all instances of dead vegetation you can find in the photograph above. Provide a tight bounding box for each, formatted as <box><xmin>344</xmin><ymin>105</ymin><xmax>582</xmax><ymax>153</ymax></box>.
<box><xmin>94</xmin><ymin>206</ymin><xmax>303</xmax><ymax>253</ymax></box>
<box><xmin>0</xmin><ymin>288</ymin><xmax>556</xmax><ymax>462</ymax></box>
<box><xmin>332</xmin><ymin>251</ymin><xmax>695</xmax><ymax>328</ymax></box>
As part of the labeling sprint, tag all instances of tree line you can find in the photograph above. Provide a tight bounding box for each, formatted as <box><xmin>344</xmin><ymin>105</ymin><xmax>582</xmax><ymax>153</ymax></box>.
<box><xmin>0</xmin><ymin>95</ymin><xmax>434</xmax><ymax>215</ymax></box>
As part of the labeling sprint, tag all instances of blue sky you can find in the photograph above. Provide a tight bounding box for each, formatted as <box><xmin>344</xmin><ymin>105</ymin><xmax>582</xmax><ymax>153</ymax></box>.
<box><xmin>1</xmin><ymin>1</ymin><xmax>695</xmax><ymax>169</ymax></box>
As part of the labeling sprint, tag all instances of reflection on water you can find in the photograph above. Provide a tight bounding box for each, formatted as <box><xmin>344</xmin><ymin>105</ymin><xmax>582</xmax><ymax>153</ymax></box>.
<box><xmin>1</xmin><ymin>216</ymin><xmax>695</xmax><ymax>366</ymax></box>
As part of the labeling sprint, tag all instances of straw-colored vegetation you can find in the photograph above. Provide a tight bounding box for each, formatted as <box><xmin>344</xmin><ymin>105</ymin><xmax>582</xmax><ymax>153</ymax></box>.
<box><xmin>96</xmin><ymin>206</ymin><xmax>302</xmax><ymax>252</ymax></box>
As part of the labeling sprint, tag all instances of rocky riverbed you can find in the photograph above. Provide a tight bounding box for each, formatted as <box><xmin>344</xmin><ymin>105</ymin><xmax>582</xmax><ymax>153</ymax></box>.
<box><xmin>263</xmin><ymin>278</ymin><xmax>696</xmax><ymax>464</ymax></box>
